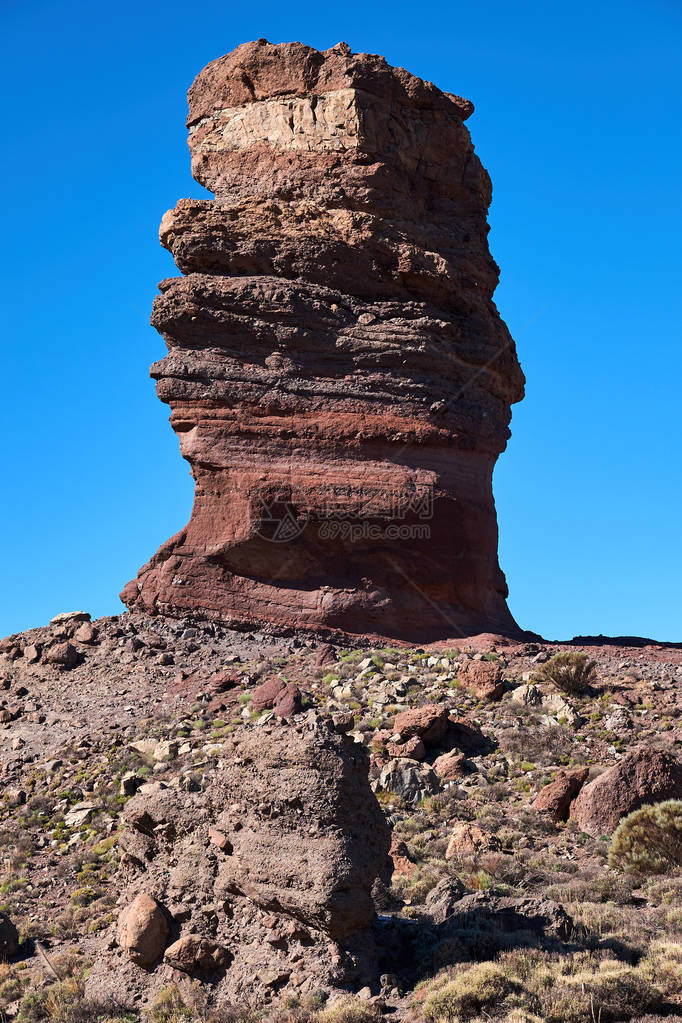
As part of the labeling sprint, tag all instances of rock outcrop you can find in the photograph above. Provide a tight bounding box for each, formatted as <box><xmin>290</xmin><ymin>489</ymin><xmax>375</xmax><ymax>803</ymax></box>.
<box><xmin>90</xmin><ymin>714</ymin><xmax>390</xmax><ymax>1006</ymax></box>
<box><xmin>121</xmin><ymin>39</ymin><xmax>524</xmax><ymax>643</ymax></box>
<box><xmin>532</xmin><ymin>766</ymin><xmax>589</xmax><ymax>822</ymax></box>
<box><xmin>570</xmin><ymin>750</ymin><xmax>682</xmax><ymax>837</ymax></box>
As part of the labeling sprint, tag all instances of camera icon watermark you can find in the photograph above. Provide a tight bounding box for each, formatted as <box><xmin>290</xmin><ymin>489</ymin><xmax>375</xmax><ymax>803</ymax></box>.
<box><xmin>251</xmin><ymin>482</ymin><xmax>433</xmax><ymax>544</ymax></box>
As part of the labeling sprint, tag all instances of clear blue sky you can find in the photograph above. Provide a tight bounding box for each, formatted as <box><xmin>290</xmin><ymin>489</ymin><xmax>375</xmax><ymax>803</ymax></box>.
<box><xmin>1</xmin><ymin>0</ymin><xmax>680</xmax><ymax>641</ymax></box>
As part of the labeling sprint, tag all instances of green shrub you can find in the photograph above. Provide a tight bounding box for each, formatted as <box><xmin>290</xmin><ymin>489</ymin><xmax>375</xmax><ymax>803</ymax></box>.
<box><xmin>536</xmin><ymin>651</ymin><xmax>597</xmax><ymax>695</ymax></box>
<box><xmin>423</xmin><ymin>963</ymin><xmax>515</xmax><ymax>1021</ymax></box>
<box><xmin>149</xmin><ymin>984</ymin><xmax>192</xmax><ymax>1023</ymax></box>
<box><xmin>609</xmin><ymin>800</ymin><xmax>682</xmax><ymax>874</ymax></box>
<box><xmin>317</xmin><ymin>998</ymin><xmax>380</xmax><ymax>1023</ymax></box>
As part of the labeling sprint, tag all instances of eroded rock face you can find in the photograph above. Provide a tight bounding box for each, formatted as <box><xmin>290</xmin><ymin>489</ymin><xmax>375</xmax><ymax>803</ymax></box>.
<box><xmin>121</xmin><ymin>39</ymin><xmax>525</xmax><ymax>642</ymax></box>
<box><xmin>211</xmin><ymin>715</ymin><xmax>391</xmax><ymax>939</ymax></box>
<box><xmin>90</xmin><ymin>714</ymin><xmax>390</xmax><ymax>1006</ymax></box>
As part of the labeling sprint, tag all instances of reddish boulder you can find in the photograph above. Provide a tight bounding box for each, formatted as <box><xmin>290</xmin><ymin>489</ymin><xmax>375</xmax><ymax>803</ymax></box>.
<box><xmin>251</xmin><ymin>676</ymin><xmax>285</xmax><ymax>712</ymax></box>
<box><xmin>386</xmin><ymin>735</ymin><xmax>425</xmax><ymax>760</ymax></box>
<box><xmin>74</xmin><ymin>622</ymin><xmax>98</xmax><ymax>644</ymax></box>
<box><xmin>273</xmin><ymin>683</ymin><xmax>302</xmax><ymax>720</ymax></box>
<box><xmin>24</xmin><ymin>643</ymin><xmax>41</xmax><ymax>664</ymax></box>
<box><xmin>120</xmin><ymin>39</ymin><xmax>525</xmax><ymax>644</ymax></box>
<box><xmin>457</xmin><ymin>659</ymin><xmax>505</xmax><ymax>701</ymax></box>
<box><xmin>388</xmin><ymin>835</ymin><xmax>417</xmax><ymax>878</ymax></box>
<box><xmin>252</xmin><ymin>677</ymin><xmax>302</xmax><ymax>719</ymax></box>
<box><xmin>433</xmin><ymin>750</ymin><xmax>467</xmax><ymax>781</ymax></box>
<box><xmin>445</xmin><ymin>822</ymin><xmax>500</xmax><ymax>859</ymax></box>
<box><xmin>45</xmin><ymin>642</ymin><xmax>78</xmax><ymax>670</ymax></box>
<box><xmin>164</xmin><ymin>934</ymin><xmax>230</xmax><ymax>975</ymax></box>
<box><xmin>532</xmin><ymin>767</ymin><xmax>589</xmax><ymax>822</ymax></box>
<box><xmin>117</xmin><ymin>893</ymin><xmax>169</xmax><ymax>966</ymax></box>
<box><xmin>393</xmin><ymin>705</ymin><xmax>449</xmax><ymax>745</ymax></box>
<box><xmin>569</xmin><ymin>750</ymin><xmax>682</xmax><ymax>837</ymax></box>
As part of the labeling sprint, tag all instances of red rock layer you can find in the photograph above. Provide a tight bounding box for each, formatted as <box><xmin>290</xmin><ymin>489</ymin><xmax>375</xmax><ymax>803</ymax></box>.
<box><xmin>121</xmin><ymin>40</ymin><xmax>525</xmax><ymax>643</ymax></box>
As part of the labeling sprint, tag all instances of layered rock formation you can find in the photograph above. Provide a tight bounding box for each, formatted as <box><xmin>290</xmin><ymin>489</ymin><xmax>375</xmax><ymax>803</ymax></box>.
<box><xmin>121</xmin><ymin>39</ymin><xmax>525</xmax><ymax>642</ymax></box>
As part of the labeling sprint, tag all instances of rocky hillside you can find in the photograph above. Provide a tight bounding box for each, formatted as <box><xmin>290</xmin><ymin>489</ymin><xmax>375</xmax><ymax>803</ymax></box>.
<box><xmin>1</xmin><ymin>611</ymin><xmax>681</xmax><ymax>1021</ymax></box>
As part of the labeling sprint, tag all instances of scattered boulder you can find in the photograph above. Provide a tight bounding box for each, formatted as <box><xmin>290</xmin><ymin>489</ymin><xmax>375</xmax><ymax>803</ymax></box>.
<box><xmin>74</xmin><ymin>622</ymin><xmax>98</xmax><ymax>644</ymax></box>
<box><xmin>119</xmin><ymin>787</ymin><xmax>181</xmax><ymax>864</ymax></box>
<box><xmin>386</xmin><ymin>735</ymin><xmax>425</xmax><ymax>760</ymax></box>
<box><xmin>447</xmin><ymin>893</ymin><xmax>574</xmax><ymax>942</ymax></box>
<box><xmin>433</xmin><ymin>750</ymin><xmax>467</xmax><ymax>781</ymax></box>
<box><xmin>164</xmin><ymin>934</ymin><xmax>230</xmax><ymax>975</ymax></box>
<box><xmin>153</xmin><ymin>740</ymin><xmax>178</xmax><ymax>762</ymax></box>
<box><xmin>511</xmin><ymin>684</ymin><xmax>582</xmax><ymax>727</ymax></box>
<box><xmin>120</xmin><ymin>772</ymin><xmax>142</xmax><ymax>797</ymax></box>
<box><xmin>117</xmin><ymin>893</ymin><xmax>169</xmax><ymax>966</ymax></box>
<box><xmin>316</xmin><ymin>643</ymin><xmax>336</xmax><ymax>667</ymax></box>
<box><xmin>570</xmin><ymin>750</ymin><xmax>682</xmax><ymax>837</ymax></box>
<box><xmin>457</xmin><ymin>659</ymin><xmax>504</xmax><ymax>701</ymax></box>
<box><xmin>49</xmin><ymin>611</ymin><xmax>90</xmax><ymax>626</ymax></box>
<box><xmin>331</xmin><ymin>711</ymin><xmax>354</xmax><ymax>733</ymax></box>
<box><xmin>45</xmin><ymin>642</ymin><xmax>79</xmax><ymax>670</ymax></box>
<box><xmin>532</xmin><ymin>767</ymin><xmax>589</xmax><ymax>822</ymax></box>
<box><xmin>24</xmin><ymin>643</ymin><xmax>41</xmax><ymax>664</ymax></box>
<box><xmin>445</xmin><ymin>822</ymin><xmax>500</xmax><ymax>859</ymax></box>
<box><xmin>424</xmin><ymin>877</ymin><xmax>466</xmax><ymax>923</ymax></box>
<box><xmin>0</xmin><ymin>912</ymin><xmax>19</xmax><ymax>960</ymax></box>
<box><xmin>604</xmin><ymin>705</ymin><xmax>633</xmax><ymax>731</ymax></box>
<box><xmin>377</xmin><ymin>758</ymin><xmax>440</xmax><ymax>805</ymax></box>
<box><xmin>5</xmin><ymin>788</ymin><xmax>26</xmax><ymax>808</ymax></box>
<box><xmin>273</xmin><ymin>683</ymin><xmax>302</xmax><ymax>720</ymax></box>
<box><xmin>252</xmin><ymin>677</ymin><xmax>302</xmax><ymax>718</ymax></box>
<box><xmin>388</xmin><ymin>835</ymin><xmax>417</xmax><ymax>879</ymax></box>
<box><xmin>446</xmin><ymin>717</ymin><xmax>493</xmax><ymax>755</ymax></box>
<box><xmin>393</xmin><ymin>705</ymin><xmax>449</xmax><ymax>745</ymax></box>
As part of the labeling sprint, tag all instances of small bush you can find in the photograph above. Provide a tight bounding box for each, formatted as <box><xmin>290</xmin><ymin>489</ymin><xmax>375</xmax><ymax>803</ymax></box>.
<box><xmin>149</xmin><ymin>984</ymin><xmax>193</xmax><ymax>1023</ymax></box>
<box><xmin>536</xmin><ymin>651</ymin><xmax>597</xmax><ymax>695</ymax></box>
<box><xmin>609</xmin><ymin>800</ymin><xmax>682</xmax><ymax>874</ymax></box>
<box><xmin>540</xmin><ymin>961</ymin><xmax>663</xmax><ymax>1023</ymax></box>
<box><xmin>423</xmin><ymin>962</ymin><xmax>515</xmax><ymax>1021</ymax></box>
<box><xmin>317</xmin><ymin>998</ymin><xmax>380</xmax><ymax>1023</ymax></box>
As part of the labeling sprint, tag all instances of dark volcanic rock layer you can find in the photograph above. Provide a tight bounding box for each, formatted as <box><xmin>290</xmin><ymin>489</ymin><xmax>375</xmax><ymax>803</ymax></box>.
<box><xmin>121</xmin><ymin>39</ymin><xmax>525</xmax><ymax>642</ymax></box>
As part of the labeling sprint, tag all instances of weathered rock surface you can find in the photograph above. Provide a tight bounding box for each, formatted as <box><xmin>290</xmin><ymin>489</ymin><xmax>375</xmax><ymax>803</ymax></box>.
<box><xmin>458</xmin><ymin>658</ymin><xmax>505</xmax><ymax>700</ymax></box>
<box><xmin>424</xmin><ymin>877</ymin><xmax>466</xmax><ymax>923</ymax></box>
<box><xmin>164</xmin><ymin>933</ymin><xmax>230</xmax><ymax>975</ymax></box>
<box><xmin>121</xmin><ymin>39</ymin><xmax>524</xmax><ymax>643</ymax></box>
<box><xmin>91</xmin><ymin>714</ymin><xmax>390</xmax><ymax>1005</ymax></box>
<box><xmin>393</xmin><ymin>704</ymin><xmax>449</xmax><ymax>745</ymax></box>
<box><xmin>532</xmin><ymin>767</ymin><xmax>589</xmax><ymax>822</ymax></box>
<box><xmin>447</xmin><ymin>893</ymin><xmax>574</xmax><ymax>943</ymax></box>
<box><xmin>376</xmin><ymin>757</ymin><xmax>440</xmax><ymax>804</ymax></box>
<box><xmin>569</xmin><ymin>749</ymin><xmax>682</xmax><ymax>837</ymax></box>
<box><xmin>116</xmin><ymin>893</ymin><xmax>169</xmax><ymax>966</ymax></box>
<box><xmin>445</xmin><ymin>821</ymin><xmax>500</xmax><ymax>859</ymax></box>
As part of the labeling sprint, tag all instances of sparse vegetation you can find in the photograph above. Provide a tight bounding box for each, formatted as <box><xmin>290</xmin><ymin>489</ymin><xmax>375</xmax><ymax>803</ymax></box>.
<box><xmin>609</xmin><ymin>800</ymin><xmax>682</xmax><ymax>874</ymax></box>
<box><xmin>420</xmin><ymin>952</ymin><xmax>666</xmax><ymax>1023</ymax></box>
<box><xmin>535</xmin><ymin>651</ymin><xmax>598</xmax><ymax>695</ymax></box>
